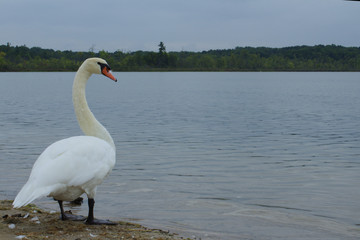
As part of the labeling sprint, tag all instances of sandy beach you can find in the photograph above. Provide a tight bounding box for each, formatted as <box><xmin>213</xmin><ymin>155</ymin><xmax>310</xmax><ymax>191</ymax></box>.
<box><xmin>0</xmin><ymin>200</ymin><xmax>182</xmax><ymax>240</ymax></box>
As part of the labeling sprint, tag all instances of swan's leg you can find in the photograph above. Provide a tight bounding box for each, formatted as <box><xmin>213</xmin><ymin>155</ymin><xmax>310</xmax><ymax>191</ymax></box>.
<box><xmin>58</xmin><ymin>200</ymin><xmax>86</xmax><ymax>221</ymax></box>
<box><xmin>86</xmin><ymin>198</ymin><xmax>95</xmax><ymax>223</ymax></box>
<box><xmin>58</xmin><ymin>200</ymin><xmax>66</xmax><ymax>220</ymax></box>
<box><xmin>85</xmin><ymin>198</ymin><xmax>117</xmax><ymax>225</ymax></box>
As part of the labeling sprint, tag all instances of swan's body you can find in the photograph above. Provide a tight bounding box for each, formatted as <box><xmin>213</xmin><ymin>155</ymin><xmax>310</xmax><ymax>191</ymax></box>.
<box><xmin>13</xmin><ymin>58</ymin><xmax>117</xmax><ymax>224</ymax></box>
<box><xmin>13</xmin><ymin>136</ymin><xmax>114</xmax><ymax>205</ymax></box>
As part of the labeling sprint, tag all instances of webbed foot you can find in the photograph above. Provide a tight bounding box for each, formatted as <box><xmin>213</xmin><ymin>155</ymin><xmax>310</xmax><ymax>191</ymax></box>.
<box><xmin>60</xmin><ymin>211</ymin><xmax>86</xmax><ymax>221</ymax></box>
<box><xmin>85</xmin><ymin>218</ymin><xmax>117</xmax><ymax>225</ymax></box>
<box><xmin>85</xmin><ymin>198</ymin><xmax>117</xmax><ymax>225</ymax></box>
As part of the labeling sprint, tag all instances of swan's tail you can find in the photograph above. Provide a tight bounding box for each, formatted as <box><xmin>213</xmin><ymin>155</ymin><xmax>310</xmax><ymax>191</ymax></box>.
<box><xmin>13</xmin><ymin>182</ymin><xmax>49</xmax><ymax>208</ymax></box>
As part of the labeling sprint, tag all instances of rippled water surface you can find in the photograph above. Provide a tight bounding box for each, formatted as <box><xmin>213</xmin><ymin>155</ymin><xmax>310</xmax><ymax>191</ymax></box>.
<box><xmin>1</xmin><ymin>72</ymin><xmax>360</xmax><ymax>239</ymax></box>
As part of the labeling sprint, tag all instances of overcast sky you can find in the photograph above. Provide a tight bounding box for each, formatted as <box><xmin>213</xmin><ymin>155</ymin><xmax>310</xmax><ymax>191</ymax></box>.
<box><xmin>1</xmin><ymin>0</ymin><xmax>359</xmax><ymax>52</ymax></box>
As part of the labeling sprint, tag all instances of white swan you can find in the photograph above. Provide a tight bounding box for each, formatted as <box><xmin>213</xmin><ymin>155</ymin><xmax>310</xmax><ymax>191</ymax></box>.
<box><xmin>13</xmin><ymin>58</ymin><xmax>117</xmax><ymax>225</ymax></box>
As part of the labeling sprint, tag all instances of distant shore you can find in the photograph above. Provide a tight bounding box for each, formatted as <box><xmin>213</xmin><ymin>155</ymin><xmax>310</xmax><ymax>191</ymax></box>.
<box><xmin>1</xmin><ymin>43</ymin><xmax>360</xmax><ymax>72</ymax></box>
<box><xmin>0</xmin><ymin>200</ymin><xmax>181</xmax><ymax>240</ymax></box>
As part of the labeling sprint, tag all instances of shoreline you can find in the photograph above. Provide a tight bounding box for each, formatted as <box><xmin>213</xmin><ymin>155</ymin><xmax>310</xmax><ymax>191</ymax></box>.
<box><xmin>0</xmin><ymin>200</ymin><xmax>182</xmax><ymax>240</ymax></box>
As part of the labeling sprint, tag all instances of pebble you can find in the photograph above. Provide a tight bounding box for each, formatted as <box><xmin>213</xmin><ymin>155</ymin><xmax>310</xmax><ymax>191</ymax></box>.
<box><xmin>8</xmin><ymin>223</ymin><xmax>16</xmax><ymax>229</ymax></box>
<box><xmin>30</xmin><ymin>216</ymin><xmax>41</xmax><ymax>224</ymax></box>
<box><xmin>15</xmin><ymin>236</ymin><xmax>27</xmax><ymax>239</ymax></box>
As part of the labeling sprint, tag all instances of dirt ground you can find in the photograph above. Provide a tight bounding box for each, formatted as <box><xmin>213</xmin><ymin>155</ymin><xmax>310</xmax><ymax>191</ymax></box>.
<box><xmin>0</xmin><ymin>200</ymin><xmax>183</xmax><ymax>240</ymax></box>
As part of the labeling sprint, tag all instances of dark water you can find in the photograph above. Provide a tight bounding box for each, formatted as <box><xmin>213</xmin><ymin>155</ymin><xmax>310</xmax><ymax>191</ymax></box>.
<box><xmin>1</xmin><ymin>72</ymin><xmax>360</xmax><ymax>239</ymax></box>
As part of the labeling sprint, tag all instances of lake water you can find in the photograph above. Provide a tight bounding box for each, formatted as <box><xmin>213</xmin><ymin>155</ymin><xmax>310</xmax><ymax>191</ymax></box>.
<box><xmin>1</xmin><ymin>72</ymin><xmax>360</xmax><ymax>239</ymax></box>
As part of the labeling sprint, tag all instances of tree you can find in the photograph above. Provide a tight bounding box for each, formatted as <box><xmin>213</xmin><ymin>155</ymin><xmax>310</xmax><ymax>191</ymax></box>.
<box><xmin>157</xmin><ymin>42</ymin><xmax>168</xmax><ymax>68</ymax></box>
<box><xmin>158</xmin><ymin>42</ymin><xmax>166</xmax><ymax>54</ymax></box>
<box><xmin>0</xmin><ymin>52</ymin><xmax>9</xmax><ymax>71</ymax></box>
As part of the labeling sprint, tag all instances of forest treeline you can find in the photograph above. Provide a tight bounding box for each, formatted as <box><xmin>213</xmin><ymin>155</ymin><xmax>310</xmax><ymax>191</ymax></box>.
<box><xmin>1</xmin><ymin>42</ymin><xmax>360</xmax><ymax>71</ymax></box>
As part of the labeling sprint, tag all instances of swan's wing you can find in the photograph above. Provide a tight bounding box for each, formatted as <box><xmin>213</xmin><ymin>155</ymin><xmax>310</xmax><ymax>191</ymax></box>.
<box><xmin>31</xmin><ymin>136</ymin><xmax>115</xmax><ymax>187</ymax></box>
<box><xmin>14</xmin><ymin>136</ymin><xmax>115</xmax><ymax>207</ymax></box>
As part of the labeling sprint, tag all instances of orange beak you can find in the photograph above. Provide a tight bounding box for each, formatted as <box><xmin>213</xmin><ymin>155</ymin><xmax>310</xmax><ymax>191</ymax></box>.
<box><xmin>102</xmin><ymin>67</ymin><xmax>117</xmax><ymax>82</ymax></box>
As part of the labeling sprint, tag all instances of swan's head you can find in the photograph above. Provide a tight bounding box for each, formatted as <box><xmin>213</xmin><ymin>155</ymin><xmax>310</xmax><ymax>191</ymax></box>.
<box><xmin>83</xmin><ymin>58</ymin><xmax>117</xmax><ymax>82</ymax></box>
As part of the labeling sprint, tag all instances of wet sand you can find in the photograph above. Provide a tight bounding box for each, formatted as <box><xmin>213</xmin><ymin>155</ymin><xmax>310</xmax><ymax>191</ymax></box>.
<box><xmin>0</xmin><ymin>200</ymin><xmax>181</xmax><ymax>240</ymax></box>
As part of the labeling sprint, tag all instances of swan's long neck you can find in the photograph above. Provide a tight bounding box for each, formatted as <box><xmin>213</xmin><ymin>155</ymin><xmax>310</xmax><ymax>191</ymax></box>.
<box><xmin>72</xmin><ymin>66</ymin><xmax>115</xmax><ymax>150</ymax></box>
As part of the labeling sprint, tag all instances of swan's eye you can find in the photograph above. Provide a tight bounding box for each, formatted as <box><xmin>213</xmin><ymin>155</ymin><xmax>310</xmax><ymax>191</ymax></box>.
<box><xmin>97</xmin><ymin>62</ymin><xmax>111</xmax><ymax>73</ymax></box>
